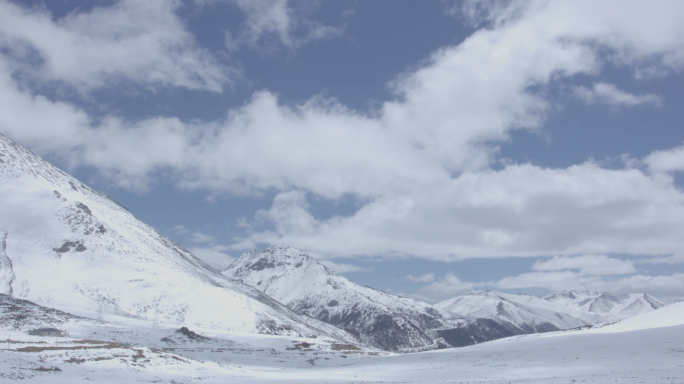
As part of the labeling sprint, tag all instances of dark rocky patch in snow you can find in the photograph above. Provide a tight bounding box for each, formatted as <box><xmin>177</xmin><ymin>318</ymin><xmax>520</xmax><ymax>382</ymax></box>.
<box><xmin>176</xmin><ymin>327</ymin><xmax>210</xmax><ymax>341</ymax></box>
<box><xmin>0</xmin><ymin>294</ymin><xmax>91</xmax><ymax>331</ymax></box>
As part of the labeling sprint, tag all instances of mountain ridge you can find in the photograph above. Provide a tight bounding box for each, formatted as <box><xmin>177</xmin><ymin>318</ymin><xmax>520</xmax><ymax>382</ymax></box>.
<box><xmin>224</xmin><ymin>245</ymin><xmax>668</xmax><ymax>351</ymax></box>
<box><xmin>223</xmin><ymin>245</ymin><xmax>461</xmax><ymax>351</ymax></box>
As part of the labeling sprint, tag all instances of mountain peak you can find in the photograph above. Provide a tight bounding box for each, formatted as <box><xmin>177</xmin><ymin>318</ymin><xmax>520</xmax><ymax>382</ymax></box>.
<box><xmin>226</xmin><ymin>245</ymin><xmax>330</xmax><ymax>276</ymax></box>
<box><xmin>223</xmin><ymin>245</ymin><xmax>462</xmax><ymax>351</ymax></box>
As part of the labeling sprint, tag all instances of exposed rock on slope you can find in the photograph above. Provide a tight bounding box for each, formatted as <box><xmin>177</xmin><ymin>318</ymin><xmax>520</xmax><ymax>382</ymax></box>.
<box><xmin>0</xmin><ymin>293</ymin><xmax>88</xmax><ymax>331</ymax></box>
<box><xmin>0</xmin><ymin>231</ymin><xmax>14</xmax><ymax>295</ymax></box>
<box><xmin>0</xmin><ymin>133</ymin><xmax>356</xmax><ymax>343</ymax></box>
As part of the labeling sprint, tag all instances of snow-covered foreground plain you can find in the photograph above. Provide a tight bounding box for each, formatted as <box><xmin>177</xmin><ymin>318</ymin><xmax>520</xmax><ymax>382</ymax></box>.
<box><xmin>3</xmin><ymin>302</ymin><xmax>683</xmax><ymax>383</ymax></box>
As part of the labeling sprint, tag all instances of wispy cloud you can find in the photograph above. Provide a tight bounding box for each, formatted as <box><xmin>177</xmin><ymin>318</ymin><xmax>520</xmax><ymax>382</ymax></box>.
<box><xmin>574</xmin><ymin>83</ymin><xmax>662</xmax><ymax>107</ymax></box>
<box><xmin>320</xmin><ymin>260</ymin><xmax>372</xmax><ymax>273</ymax></box>
<box><xmin>220</xmin><ymin>0</ymin><xmax>342</xmax><ymax>52</ymax></box>
<box><xmin>495</xmin><ymin>271</ymin><xmax>684</xmax><ymax>298</ymax></box>
<box><xmin>190</xmin><ymin>232</ymin><xmax>215</xmax><ymax>243</ymax></box>
<box><xmin>412</xmin><ymin>265</ymin><xmax>684</xmax><ymax>303</ymax></box>
<box><xmin>406</xmin><ymin>273</ymin><xmax>435</xmax><ymax>283</ymax></box>
<box><xmin>188</xmin><ymin>245</ymin><xmax>235</xmax><ymax>270</ymax></box>
<box><xmin>533</xmin><ymin>255</ymin><xmax>637</xmax><ymax>275</ymax></box>
<box><xmin>169</xmin><ymin>225</ymin><xmax>189</xmax><ymax>235</ymax></box>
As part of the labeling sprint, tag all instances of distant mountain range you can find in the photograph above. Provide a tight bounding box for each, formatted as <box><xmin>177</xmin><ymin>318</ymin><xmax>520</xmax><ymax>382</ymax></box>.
<box><xmin>223</xmin><ymin>246</ymin><xmax>664</xmax><ymax>351</ymax></box>
<box><xmin>435</xmin><ymin>290</ymin><xmax>663</xmax><ymax>336</ymax></box>
<box><xmin>0</xmin><ymin>132</ymin><xmax>668</xmax><ymax>352</ymax></box>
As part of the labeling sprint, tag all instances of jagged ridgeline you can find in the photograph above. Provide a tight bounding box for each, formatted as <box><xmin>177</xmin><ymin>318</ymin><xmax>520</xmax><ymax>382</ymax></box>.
<box><xmin>224</xmin><ymin>246</ymin><xmax>666</xmax><ymax>352</ymax></box>
<box><xmin>0</xmin><ymin>133</ymin><xmax>357</xmax><ymax>344</ymax></box>
<box><xmin>223</xmin><ymin>246</ymin><xmax>526</xmax><ymax>351</ymax></box>
<box><xmin>434</xmin><ymin>290</ymin><xmax>664</xmax><ymax>338</ymax></box>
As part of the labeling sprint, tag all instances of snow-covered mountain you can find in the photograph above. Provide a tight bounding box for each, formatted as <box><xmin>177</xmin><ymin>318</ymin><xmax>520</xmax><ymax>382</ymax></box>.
<box><xmin>435</xmin><ymin>290</ymin><xmax>665</xmax><ymax>334</ymax></box>
<box><xmin>542</xmin><ymin>290</ymin><xmax>664</xmax><ymax>320</ymax></box>
<box><xmin>0</xmin><ymin>133</ymin><xmax>356</xmax><ymax>343</ymax></box>
<box><xmin>435</xmin><ymin>291</ymin><xmax>588</xmax><ymax>334</ymax></box>
<box><xmin>222</xmin><ymin>245</ymin><xmax>543</xmax><ymax>351</ymax></box>
<box><xmin>222</xmin><ymin>245</ymin><xmax>458</xmax><ymax>351</ymax></box>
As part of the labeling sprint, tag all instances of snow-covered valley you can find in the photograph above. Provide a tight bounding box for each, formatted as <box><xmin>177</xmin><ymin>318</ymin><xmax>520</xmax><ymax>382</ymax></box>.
<box><xmin>2</xmin><ymin>297</ymin><xmax>683</xmax><ymax>383</ymax></box>
<box><xmin>1</xmin><ymin>132</ymin><xmax>681</xmax><ymax>383</ymax></box>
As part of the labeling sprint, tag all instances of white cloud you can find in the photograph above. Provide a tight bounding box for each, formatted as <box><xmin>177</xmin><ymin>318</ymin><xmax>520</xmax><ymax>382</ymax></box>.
<box><xmin>169</xmin><ymin>225</ymin><xmax>189</xmax><ymax>235</ymax></box>
<box><xmin>220</xmin><ymin>0</ymin><xmax>342</xmax><ymax>51</ymax></box>
<box><xmin>639</xmin><ymin>254</ymin><xmax>684</xmax><ymax>265</ymax></box>
<box><xmin>406</xmin><ymin>273</ymin><xmax>436</xmax><ymax>283</ymax></box>
<box><xmin>533</xmin><ymin>255</ymin><xmax>637</xmax><ymax>275</ymax></box>
<box><xmin>0</xmin><ymin>0</ymin><xmax>230</xmax><ymax>92</ymax></box>
<box><xmin>412</xmin><ymin>273</ymin><xmax>483</xmax><ymax>303</ymax></box>
<box><xmin>574</xmin><ymin>82</ymin><xmax>662</xmax><ymax>107</ymax></box>
<box><xmin>3</xmin><ymin>0</ymin><xmax>684</xmax><ymax>266</ymax></box>
<box><xmin>239</xmin><ymin>161</ymin><xmax>684</xmax><ymax>261</ymax></box>
<box><xmin>6</xmin><ymin>0</ymin><xmax>684</xmax><ymax>195</ymax></box>
<box><xmin>190</xmin><ymin>232</ymin><xmax>215</xmax><ymax>243</ymax></box>
<box><xmin>496</xmin><ymin>271</ymin><xmax>684</xmax><ymax>299</ymax></box>
<box><xmin>413</xmin><ymin>268</ymin><xmax>684</xmax><ymax>303</ymax></box>
<box><xmin>319</xmin><ymin>260</ymin><xmax>372</xmax><ymax>273</ymax></box>
<box><xmin>188</xmin><ymin>245</ymin><xmax>235</xmax><ymax>270</ymax></box>
<box><xmin>645</xmin><ymin>144</ymin><xmax>684</xmax><ymax>174</ymax></box>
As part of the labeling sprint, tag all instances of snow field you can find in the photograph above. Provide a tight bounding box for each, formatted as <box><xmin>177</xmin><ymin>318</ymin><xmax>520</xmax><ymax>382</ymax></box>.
<box><xmin>2</xmin><ymin>303</ymin><xmax>683</xmax><ymax>383</ymax></box>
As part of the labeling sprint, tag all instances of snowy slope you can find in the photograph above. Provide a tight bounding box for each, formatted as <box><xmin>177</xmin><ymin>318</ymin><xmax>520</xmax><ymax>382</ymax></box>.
<box><xmin>222</xmin><ymin>245</ymin><xmax>459</xmax><ymax>351</ymax></box>
<box><xmin>1</xmin><ymin>296</ymin><xmax>682</xmax><ymax>383</ymax></box>
<box><xmin>585</xmin><ymin>300</ymin><xmax>684</xmax><ymax>333</ymax></box>
<box><xmin>0</xmin><ymin>133</ymin><xmax>356</xmax><ymax>343</ymax></box>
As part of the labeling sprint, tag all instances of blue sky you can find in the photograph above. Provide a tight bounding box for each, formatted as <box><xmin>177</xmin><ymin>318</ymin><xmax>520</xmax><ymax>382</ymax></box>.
<box><xmin>2</xmin><ymin>0</ymin><xmax>684</xmax><ymax>303</ymax></box>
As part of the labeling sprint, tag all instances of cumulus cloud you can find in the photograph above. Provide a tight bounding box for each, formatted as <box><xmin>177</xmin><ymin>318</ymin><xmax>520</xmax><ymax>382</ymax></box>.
<box><xmin>239</xmin><ymin>162</ymin><xmax>684</xmax><ymax>260</ymax></box>
<box><xmin>645</xmin><ymin>144</ymin><xmax>684</xmax><ymax>174</ymax></box>
<box><xmin>0</xmin><ymin>0</ymin><xmax>230</xmax><ymax>92</ymax></box>
<box><xmin>3</xmin><ymin>0</ymin><xmax>684</xmax><ymax>266</ymax></box>
<box><xmin>533</xmin><ymin>255</ymin><xmax>637</xmax><ymax>275</ymax></box>
<box><xmin>574</xmin><ymin>83</ymin><xmax>662</xmax><ymax>107</ymax></box>
<box><xmin>7</xmin><ymin>0</ymin><xmax>683</xmax><ymax>195</ymax></box>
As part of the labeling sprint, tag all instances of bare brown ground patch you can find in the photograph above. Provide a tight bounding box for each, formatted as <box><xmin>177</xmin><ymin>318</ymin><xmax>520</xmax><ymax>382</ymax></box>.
<box><xmin>16</xmin><ymin>341</ymin><xmax>123</xmax><ymax>352</ymax></box>
<box><xmin>331</xmin><ymin>343</ymin><xmax>362</xmax><ymax>351</ymax></box>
